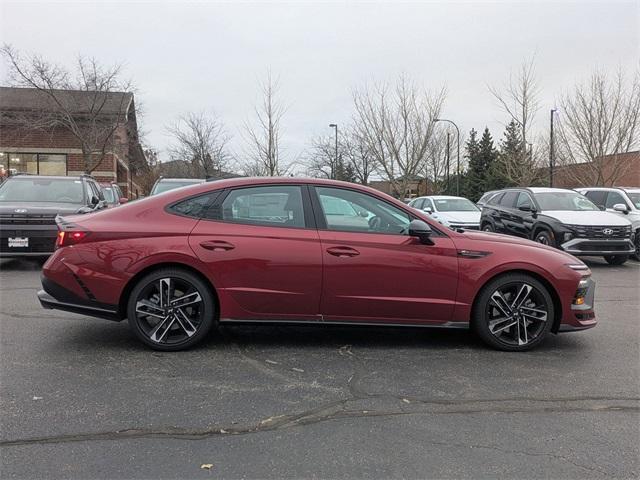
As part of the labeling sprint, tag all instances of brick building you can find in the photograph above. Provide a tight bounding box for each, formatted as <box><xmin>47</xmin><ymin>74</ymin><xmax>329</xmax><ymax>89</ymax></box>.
<box><xmin>551</xmin><ymin>151</ymin><xmax>640</xmax><ymax>189</ymax></box>
<box><xmin>0</xmin><ymin>86</ymin><xmax>147</xmax><ymax>197</ymax></box>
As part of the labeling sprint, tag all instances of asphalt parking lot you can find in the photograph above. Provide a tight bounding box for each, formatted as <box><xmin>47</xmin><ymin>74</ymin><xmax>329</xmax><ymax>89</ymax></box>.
<box><xmin>0</xmin><ymin>257</ymin><xmax>638</xmax><ymax>479</ymax></box>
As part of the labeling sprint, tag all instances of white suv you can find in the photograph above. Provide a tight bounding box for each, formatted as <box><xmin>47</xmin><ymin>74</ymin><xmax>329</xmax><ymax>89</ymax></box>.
<box><xmin>576</xmin><ymin>187</ymin><xmax>640</xmax><ymax>260</ymax></box>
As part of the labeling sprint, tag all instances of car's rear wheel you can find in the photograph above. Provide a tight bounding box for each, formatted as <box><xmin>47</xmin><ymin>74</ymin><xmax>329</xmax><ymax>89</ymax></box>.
<box><xmin>127</xmin><ymin>268</ymin><xmax>215</xmax><ymax>351</ymax></box>
<box><xmin>603</xmin><ymin>255</ymin><xmax>628</xmax><ymax>266</ymax></box>
<box><xmin>473</xmin><ymin>273</ymin><xmax>554</xmax><ymax>351</ymax></box>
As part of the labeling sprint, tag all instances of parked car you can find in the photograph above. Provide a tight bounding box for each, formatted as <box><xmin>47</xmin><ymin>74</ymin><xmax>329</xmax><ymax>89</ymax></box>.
<box><xmin>39</xmin><ymin>178</ymin><xmax>596</xmax><ymax>352</ymax></box>
<box><xmin>100</xmin><ymin>182</ymin><xmax>128</xmax><ymax>207</ymax></box>
<box><xmin>0</xmin><ymin>174</ymin><xmax>107</xmax><ymax>257</ymax></box>
<box><xmin>480</xmin><ymin>187</ymin><xmax>634</xmax><ymax>265</ymax></box>
<box><xmin>575</xmin><ymin>187</ymin><xmax>640</xmax><ymax>260</ymax></box>
<box><xmin>476</xmin><ymin>190</ymin><xmax>499</xmax><ymax>209</ymax></box>
<box><xmin>409</xmin><ymin>195</ymin><xmax>481</xmax><ymax>230</ymax></box>
<box><xmin>149</xmin><ymin>177</ymin><xmax>205</xmax><ymax>196</ymax></box>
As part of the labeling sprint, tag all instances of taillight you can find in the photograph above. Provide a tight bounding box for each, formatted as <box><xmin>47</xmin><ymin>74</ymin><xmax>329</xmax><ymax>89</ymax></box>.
<box><xmin>56</xmin><ymin>230</ymin><xmax>89</xmax><ymax>249</ymax></box>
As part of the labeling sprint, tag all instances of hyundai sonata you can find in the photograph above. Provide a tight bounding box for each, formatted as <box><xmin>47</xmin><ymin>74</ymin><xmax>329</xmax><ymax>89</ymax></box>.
<box><xmin>38</xmin><ymin>178</ymin><xmax>596</xmax><ymax>351</ymax></box>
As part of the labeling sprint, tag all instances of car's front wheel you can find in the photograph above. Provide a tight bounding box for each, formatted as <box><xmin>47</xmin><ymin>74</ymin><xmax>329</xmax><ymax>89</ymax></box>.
<box><xmin>482</xmin><ymin>223</ymin><xmax>494</xmax><ymax>232</ymax></box>
<box><xmin>472</xmin><ymin>273</ymin><xmax>554</xmax><ymax>351</ymax></box>
<box><xmin>633</xmin><ymin>230</ymin><xmax>640</xmax><ymax>261</ymax></box>
<box><xmin>534</xmin><ymin>229</ymin><xmax>556</xmax><ymax>247</ymax></box>
<box><xmin>127</xmin><ymin>268</ymin><xmax>215</xmax><ymax>351</ymax></box>
<box><xmin>603</xmin><ymin>255</ymin><xmax>628</xmax><ymax>266</ymax></box>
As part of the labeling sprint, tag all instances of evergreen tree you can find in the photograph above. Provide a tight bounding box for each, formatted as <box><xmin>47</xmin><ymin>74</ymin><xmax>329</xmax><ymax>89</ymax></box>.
<box><xmin>491</xmin><ymin>120</ymin><xmax>532</xmax><ymax>188</ymax></box>
<box><xmin>463</xmin><ymin>129</ymin><xmax>480</xmax><ymax>199</ymax></box>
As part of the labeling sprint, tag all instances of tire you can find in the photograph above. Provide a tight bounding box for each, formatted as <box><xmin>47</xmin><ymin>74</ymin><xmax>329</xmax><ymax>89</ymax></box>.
<box><xmin>603</xmin><ymin>255</ymin><xmax>628</xmax><ymax>266</ymax></box>
<box><xmin>127</xmin><ymin>268</ymin><xmax>215</xmax><ymax>351</ymax></box>
<box><xmin>472</xmin><ymin>273</ymin><xmax>554</xmax><ymax>352</ymax></box>
<box><xmin>482</xmin><ymin>223</ymin><xmax>494</xmax><ymax>232</ymax></box>
<box><xmin>534</xmin><ymin>229</ymin><xmax>556</xmax><ymax>248</ymax></box>
<box><xmin>633</xmin><ymin>230</ymin><xmax>640</xmax><ymax>261</ymax></box>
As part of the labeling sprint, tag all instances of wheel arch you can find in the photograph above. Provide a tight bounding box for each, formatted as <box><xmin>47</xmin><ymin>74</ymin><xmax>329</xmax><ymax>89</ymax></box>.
<box><xmin>118</xmin><ymin>262</ymin><xmax>220</xmax><ymax>320</ymax></box>
<box><xmin>470</xmin><ymin>269</ymin><xmax>563</xmax><ymax>334</ymax></box>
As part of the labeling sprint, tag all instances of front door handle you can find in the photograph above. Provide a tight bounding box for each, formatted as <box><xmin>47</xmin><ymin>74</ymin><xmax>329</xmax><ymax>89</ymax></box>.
<box><xmin>200</xmin><ymin>240</ymin><xmax>235</xmax><ymax>251</ymax></box>
<box><xmin>326</xmin><ymin>246</ymin><xmax>360</xmax><ymax>257</ymax></box>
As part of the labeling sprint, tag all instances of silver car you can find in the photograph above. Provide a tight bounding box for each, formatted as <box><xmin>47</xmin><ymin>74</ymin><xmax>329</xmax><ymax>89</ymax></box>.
<box><xmin>409</xmin><ymin>195</ymin><xmax>481</xmax><ymax>230</ymax></box>
<box><xmin>576</xmin><ymin>187</ymin><xmax>640</xmax><ymax>259</ymax></box>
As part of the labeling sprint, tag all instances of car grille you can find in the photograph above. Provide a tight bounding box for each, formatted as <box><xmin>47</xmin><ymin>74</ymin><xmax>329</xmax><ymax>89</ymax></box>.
<box><xmin>0</xmin><ymin>213</ymin><xmax>58</xmax><ymax>225</ymax></box>
<box><xmin>451</xmin><ymin>224</ymin><xmax>479</xmax><ymax>230</ymax></box>
<box><xmin>566</xmin><ymin>224</ymin><xmax>631</xmax><ymax>240</ymax></box>
<box><xmin>0</xmin><ymin>231</ymin><xmax>57</xmax><ymax>253</ymax></box>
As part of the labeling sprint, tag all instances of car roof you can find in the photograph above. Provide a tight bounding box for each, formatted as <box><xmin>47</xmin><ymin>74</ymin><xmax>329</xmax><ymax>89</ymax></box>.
<box><xmin>157</xmin><ymin>178</ymin><xmax>205</xmax><ymax>183</ymax></box>
<box><xmin>526</xmin><ymin>187</ymin><xmax>577</xmax><ymax>194</ymax></box>
<box><xmin>6</xmin><ymin>175</ymin><xmax>88</xmax><ymax>181</ymax></box>
<box><xmin>423</xmin><ymin>195</ymin><xmax>468</xmax><ymax>200</ymax></box>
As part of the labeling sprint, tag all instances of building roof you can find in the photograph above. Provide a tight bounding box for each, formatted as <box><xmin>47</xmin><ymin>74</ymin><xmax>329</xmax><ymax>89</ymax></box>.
<box><xmin>0</xmin><ymin>86</ymin><xmax>133</xmax><ymax>116</ymax></box>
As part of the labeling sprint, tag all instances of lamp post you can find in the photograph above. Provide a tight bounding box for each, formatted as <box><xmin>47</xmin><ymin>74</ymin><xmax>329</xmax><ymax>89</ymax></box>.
<box><xmin>549</xmin><ymin>109</ymin><xmax>556</xmax><ymax>187</ymax></box>
<box><xmin>434</xmin><ymin>118</ymin><xmax>460</xmax><ymax>196</ymax></box>
<box><xmin>329</xmin><ymin>123</ymin><xmax>338</xmax><ymax>180</ymax></box>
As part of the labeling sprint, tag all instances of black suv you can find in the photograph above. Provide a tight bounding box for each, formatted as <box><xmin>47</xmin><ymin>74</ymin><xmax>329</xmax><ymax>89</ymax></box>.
<box><xmin>480</xmin><ymin>187</ymin><xmax>635</xmax><ymax>265</ymax></box>
<box><xmin>0</xmin><ymin>174</ymin><xmax>107</xmax><ymax>257</ymax></box>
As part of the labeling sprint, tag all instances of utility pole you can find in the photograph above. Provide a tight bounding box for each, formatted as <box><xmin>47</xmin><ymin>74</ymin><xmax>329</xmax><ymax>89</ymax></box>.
<box><xmin>329</xmin><ymin>123</ymin><xmax>338</xmax><ymax>180</ymax></box>
<box><xmin>445</xmin><ymin>132</ymin><xmax>451</xmax><ymax>194</ymax></box>
<box><xmin>549</xmin><ymin>109</ymin><xmax>556</xmax><ymax>187</ymax></box>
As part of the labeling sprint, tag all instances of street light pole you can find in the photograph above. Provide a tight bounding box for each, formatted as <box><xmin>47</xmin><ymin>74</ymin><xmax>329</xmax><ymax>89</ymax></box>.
<box><xmin>434</xmin><ymin>118</ymin><xmax>460</xmax><ymax>196</ymax></box>
<box><xmin>329</xmin><ymin>123</ymin><xmax>338</xmax><ymax>180</ymax></box>
<box><xmin>549</xmin><ymin>109</ymin><xmax>556</xmax><ymax>187</ymax></box>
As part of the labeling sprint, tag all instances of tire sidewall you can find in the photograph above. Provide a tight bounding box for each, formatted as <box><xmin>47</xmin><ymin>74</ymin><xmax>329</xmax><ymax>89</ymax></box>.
<box><xmin>534</xmin><ymin>229</ymin><xmax>555</xmax><ymax>247</ymax></box>
<box><xmin>127</xmin><ymin>268</ymin><xmax>215</xmax><ymax>351</ymax></box>
<box><xmin>472</xmin><ymin>273</ymin><xmax>555</xmax><ymax>352</ymax></box>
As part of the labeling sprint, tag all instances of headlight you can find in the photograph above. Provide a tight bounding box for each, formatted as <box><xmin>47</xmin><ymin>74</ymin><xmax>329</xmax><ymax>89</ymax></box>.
<box><xmin>573</xmin><ymin>276</ymin><xmax>591</xmax><ymax>305</ymax></box>
<box><xmin>563</xmin><ymin>232</ymin><xmax>574</xmax><ymax>242</ymax></box>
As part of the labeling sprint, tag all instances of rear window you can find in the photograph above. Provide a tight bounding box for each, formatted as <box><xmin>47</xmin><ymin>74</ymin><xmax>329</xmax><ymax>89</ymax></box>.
<box><xmin>151</xmin><ymin>180</ymin><xmax>203</xmax><ymax>195</ymax></box>
<box><xmin>0</xmin><ymin>178</ymin><xmax>84</xmax><ymax>203</ymax></box>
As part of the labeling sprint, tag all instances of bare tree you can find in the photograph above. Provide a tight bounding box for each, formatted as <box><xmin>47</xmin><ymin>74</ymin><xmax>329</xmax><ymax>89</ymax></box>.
<box><xmin>555</xmin><ymin>69</ymin><xmax>640</xmax><ymax>186</ymax></box>
<box><xmin>1</xmin><ymin>45</ymin><xmax>137</xmax><ymax>174</ymax></box>
<box><xmin>352</xmin><ymin>75</ymin><xmax>446</xmax><ymax>198</ymax></box>
<box><xmin>307</xmin><ymin>134</ymin><xmax>339</xmax><ymax>179</ymax></box>
<box><xmin>424</xmin><ymin>126</ymin><xmax>451</xmax><ymax>193</ymax></box>
<box><xmin>166</xmin><ymin>111</ymin><xmax>231</xmax><ymax>177</ymax></box>
<box><xmin>342</xmin><ymin>126</ymin><xmax>375</xmax><ymax>185</ymax></box>
<box><xmin>243</xmin><ymin>72</ymin><xmax>287</xmax><ymax>176</ymax></box>
<box><xmin>489</xmin><ymin>57</ymin><xmax>540</xmax><ymax>149</ymax></box>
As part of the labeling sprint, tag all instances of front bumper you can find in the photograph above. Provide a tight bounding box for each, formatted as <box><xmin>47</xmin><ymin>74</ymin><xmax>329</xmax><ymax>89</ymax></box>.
<box><xmin>0</xmin><ymin>224</ymin><xmax>57</xmax><ymax>257</ymax></box>
<box><xmin>560</xmin><ymin>276</ymin><xmax>597</xmax><ymax>332</ymax></box>
<box><xmin>560</xmin><ymin>238</ymin><xmax>635</xmax><ymax>256</ymax></box>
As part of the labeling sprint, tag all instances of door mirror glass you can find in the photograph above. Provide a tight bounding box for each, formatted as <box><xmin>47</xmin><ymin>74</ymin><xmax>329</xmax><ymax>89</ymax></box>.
<box><xmin>613</xmin><ymin>203</ymin><xmax>629</xmax><ymax>213</ymax></box>
<box><xmin>408</xmin><ymin>219</ymin><xmax>434</xmax><ymax>245</ymax></box>
<box><xmin>90</xmin><ymin>195</ymin><xmax>99</xmax><ymax>206</ymax></box>
<box><xmin>423</xmin><ymin>206</ymin><xmax>433</xmax><ymax>213</ymax></box>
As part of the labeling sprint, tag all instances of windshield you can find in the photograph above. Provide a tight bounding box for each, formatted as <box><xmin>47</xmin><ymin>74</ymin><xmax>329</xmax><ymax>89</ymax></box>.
<box><xmin>0</xmin><ymin>178</ymin><xmax>84</xmax><ymax>203</ymax></box>
<box><xmin>151</xmin><ymin>180</ymin><xmax>202</xmax><ymax>195</ymax></box>
<box><xmin>433</xmin><ymin>198</ymin><xmax>479</xmax><ymax>212</ymax></box>
<box><xmin>627</xmin><ymin>192</ymin><xmax>640</xmax><ymax>209</ymax></box>
<box><xmin>535</xmin><ymin>192</ymin><xmax>599</xmax><ymax>211</ymax></box>
<box><xmin>102</xmin><ymin>187</ymin><xmax>117</xmax><ymax>204</ymax></box>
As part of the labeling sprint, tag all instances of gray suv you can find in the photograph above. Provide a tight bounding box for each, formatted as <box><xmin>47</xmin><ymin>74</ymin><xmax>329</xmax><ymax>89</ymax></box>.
<box><xmin>576</xmin><ymin>187</ymin><xmax>640</xmax><ymax>260</ymax></box>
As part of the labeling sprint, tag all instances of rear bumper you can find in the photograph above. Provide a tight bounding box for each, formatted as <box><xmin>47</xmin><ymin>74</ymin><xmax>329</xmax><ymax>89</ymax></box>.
<box><xmin>38</xmin><ymin>275</ymin><xmax>121</xmax><ymax>321</ymax></box>
<box><xmin>560</xmin><ymin>238</ymin><xmax>635</xmax><ymax>256</ymax></box>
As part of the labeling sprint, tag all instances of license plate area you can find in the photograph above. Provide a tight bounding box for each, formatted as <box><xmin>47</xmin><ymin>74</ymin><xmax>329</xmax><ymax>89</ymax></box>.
<box><xmin>8</xmin><ymin>237</ymin><xmax>29</xmax><ymax>248</ymax></box>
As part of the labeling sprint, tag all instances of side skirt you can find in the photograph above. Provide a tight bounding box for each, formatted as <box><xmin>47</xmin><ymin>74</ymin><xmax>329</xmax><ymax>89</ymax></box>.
<box><xmin>219</xmin><ymin>318</ymin><xmax>469</xmax><ymax>329</ymax></box>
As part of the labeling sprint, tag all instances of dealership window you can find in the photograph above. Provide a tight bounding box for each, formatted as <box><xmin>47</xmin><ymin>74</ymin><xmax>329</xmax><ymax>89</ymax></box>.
<box><xmin>0</xmin><ymin>152</ymin><xmax>67</xmax><ymax>176</ymax></box>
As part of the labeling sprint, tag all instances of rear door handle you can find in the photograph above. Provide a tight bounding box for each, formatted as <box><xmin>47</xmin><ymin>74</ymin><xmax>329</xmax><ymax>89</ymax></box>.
<box><xmin>326</xmin><ymin>246</ymin><xmax>360</xmax><ymax>257</ymax></box>
<box><xmin>200</xmin><ymin>240</ymin><xmax>235</xmax><ymax>251</ymax></box>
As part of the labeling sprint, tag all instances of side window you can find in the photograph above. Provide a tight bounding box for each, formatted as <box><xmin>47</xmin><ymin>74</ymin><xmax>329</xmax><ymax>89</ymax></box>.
<box><xmin>315</xmin><ymin>186</ymin><xmax>411</xmax><ymax>234</ymax></box>
<box><xmin>217</xmin><ymin>186</ymin><xmax>306</xmax><ymax>228</ymax></box>
<box><xmin>515</xmin><ymin>192</ymin><xmax>533</xmax><ymax>209</ymax></box>
<box><xmin>487</xmin><ymin>192</ymin><xmax>504</xmax><ymax>206</ymax></box>
<box><xmin>584</xmin><ymin>190</ymin><xmax>606</xmax><ymax>208</ymax></box>
<box><xmin>412</xmin><ymin>198</ymin><xmax>424</xmax><ymax>209</ymax></box>
<box><xmin>499</xmin><ymin>191</ymin><xmax>519</xmax><ymax>208</ymax></box>
<box><xmin>168</xmin><ymin>193</ymin><xmax>218</xmax><ymax>218</ymax></box>
<box><xmin>423</xmin><ymin>199</ymin><xmax>434</xmax><ymax>211</ymax></box>
<box><xmin>605</xmin><ymin>191</ymin><xmax>627</xmax><ymax>209</ymax></box>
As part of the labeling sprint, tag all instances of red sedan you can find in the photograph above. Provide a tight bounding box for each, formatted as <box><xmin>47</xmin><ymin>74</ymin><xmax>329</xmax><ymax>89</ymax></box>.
<box><xmin>38</xmin><ymin>178</ymin><xmax>596</xmax><ymax>351</ymax></box>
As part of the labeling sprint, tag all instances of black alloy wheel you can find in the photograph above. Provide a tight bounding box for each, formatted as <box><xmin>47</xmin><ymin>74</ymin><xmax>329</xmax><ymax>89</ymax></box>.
<box><xmin>534</xmin><ymin>230</ymin><xmax>556</xmax><ymax>247</ymax></box>
<box><xmin>127</xmin><ymin>268</ymin><xmax>215</xmax><ymax>351</ymax></box>
<box><xmin>482</xmin><ymin>224</ymin><xmax>494</xmax><ymax>232</ymax></box>
<box><xmin>603</xmin><ymin>255</ymin><xmax>628</xmax><ymax>266</ymax></box>
<box><xmin>473</xmin><ymin>273</ymin><xmax>554</xmax><ymax>351</ymax></box>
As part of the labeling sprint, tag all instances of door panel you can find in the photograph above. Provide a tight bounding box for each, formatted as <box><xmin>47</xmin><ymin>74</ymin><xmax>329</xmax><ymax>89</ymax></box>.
<box><xmin>189</xmin><ymin>185</ymin><xmax>322</xmax><ymax>321</ymax></box>
<box><xmin>319</xmin><ymin>231</ymin><xmax>459</xmax><ymax>323</ymax></box>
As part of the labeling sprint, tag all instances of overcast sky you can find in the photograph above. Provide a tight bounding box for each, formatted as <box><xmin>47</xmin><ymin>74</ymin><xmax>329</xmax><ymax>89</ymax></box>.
<box><xmin>1</xmin><ymin>1</ymin><xmax>638</xmax><ymax>170</ymax></box>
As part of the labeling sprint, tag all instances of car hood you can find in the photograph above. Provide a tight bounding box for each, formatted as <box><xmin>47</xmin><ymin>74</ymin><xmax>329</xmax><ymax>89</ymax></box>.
<box><xmin>432</xmin><ymin>211</ymin><xmax>481</xmax><ymax>224</ymax></box>
<box><xmin>0</xmin><ymin>202</ymin><xmax>83</xmax><ymax>215</ymax></box>
<box><xmin>542</xmin><ymin>210</ymin><xmax>631</xmax><ymax>226</ymax></box>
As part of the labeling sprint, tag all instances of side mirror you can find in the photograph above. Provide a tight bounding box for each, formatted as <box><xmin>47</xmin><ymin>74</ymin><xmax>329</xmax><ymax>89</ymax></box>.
<box><xmin>408</xmin><ymin>219</ymin><xmax>434</xmax><ymax>245</ymax></box>
<box><xmin>518</xmin><ymin>205</ymin><xmax>535</xmax><ymax>212</ymax></box>
<box><xmin>423</xmin><ymin>206</ymin><xmax>433</xmax><ymax>213</ymax></box>
<box><xmin>90</xmin><ymin>195</ymin><xmax>99</xmax><ymax>206</ymax></box>
<box><xmin>119</xmin><ymin>197</ymin><xmax>129</xmax><ymax>204</ymax></box>
<box><xmin>613</xmin><ymin>203</ymin><xmax>629</xmax><ymax>214</ymax></box>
